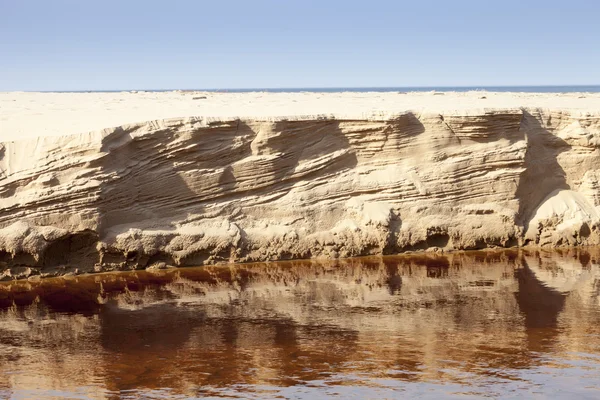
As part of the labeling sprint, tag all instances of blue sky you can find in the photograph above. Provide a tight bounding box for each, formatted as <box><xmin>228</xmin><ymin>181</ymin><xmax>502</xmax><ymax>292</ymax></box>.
<box><xmin>1</xmin><ymin>0</ymin><xmax>598</xmax><ymax>90</ymax></box>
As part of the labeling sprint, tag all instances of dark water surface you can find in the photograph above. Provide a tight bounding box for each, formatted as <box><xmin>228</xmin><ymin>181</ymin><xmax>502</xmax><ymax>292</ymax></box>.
<box><xmin>1</xmin><ymin>249</ymin><xmax>600</xmax><ymax>399</ymax></box>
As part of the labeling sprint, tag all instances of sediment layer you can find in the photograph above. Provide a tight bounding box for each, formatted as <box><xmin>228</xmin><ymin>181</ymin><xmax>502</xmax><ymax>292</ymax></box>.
<box><xmin>0</xmin><ymin>91</ymin><xmax>599</xmax><ymax>278</ymax></box>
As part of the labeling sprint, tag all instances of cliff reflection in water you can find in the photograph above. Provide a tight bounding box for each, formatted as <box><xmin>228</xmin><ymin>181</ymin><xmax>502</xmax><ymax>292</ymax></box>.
<box><xmin>1</xmin><ymin>249</ymin><xmax>600</xmax><ymax>399</ymax></box>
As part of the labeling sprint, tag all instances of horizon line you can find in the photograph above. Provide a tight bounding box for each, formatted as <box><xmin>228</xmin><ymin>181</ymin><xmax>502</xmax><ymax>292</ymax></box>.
<box><xmin>6</xmin><ymin>84</ymin><xmax>600</xmax><ymax>93</ymax></box>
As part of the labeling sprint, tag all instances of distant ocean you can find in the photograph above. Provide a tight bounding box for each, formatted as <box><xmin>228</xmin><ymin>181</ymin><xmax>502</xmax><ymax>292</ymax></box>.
<box><xmin>66</xmin><ymin>86</ymin><xmax>600</xmax><ymax>93</ymax></box>
<box><xmin>206</xmin><ymin>86</ymin><xmax>600</xmax><ymax>93</ymax></box>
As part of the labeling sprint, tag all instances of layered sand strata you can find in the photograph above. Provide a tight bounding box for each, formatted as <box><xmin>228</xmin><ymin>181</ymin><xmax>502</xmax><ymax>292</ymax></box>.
<box><xmin>0</xmin><ymin>91</ymin><xmax>599</xmax><ymax>278</ymax></box>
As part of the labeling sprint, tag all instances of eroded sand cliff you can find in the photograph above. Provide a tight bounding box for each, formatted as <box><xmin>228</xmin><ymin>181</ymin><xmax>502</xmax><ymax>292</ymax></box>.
<box><xmin>0</xmin><ymin>91</ymin><xmax>599</xmax><ymax>278</ymax></box>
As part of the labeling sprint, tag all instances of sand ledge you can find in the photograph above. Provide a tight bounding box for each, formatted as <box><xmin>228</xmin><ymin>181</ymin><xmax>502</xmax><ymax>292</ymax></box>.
<box><xmin>0</xmin><ymin>91</ymin><xmax>599</xmax><ymax>279</ymax></box>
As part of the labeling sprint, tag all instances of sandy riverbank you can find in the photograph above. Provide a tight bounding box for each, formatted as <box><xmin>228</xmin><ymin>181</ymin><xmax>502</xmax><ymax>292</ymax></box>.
<box><xmin>0</xmin><ymin>91</ymin><xmax>599</xmax><ymax>279</ymax></box>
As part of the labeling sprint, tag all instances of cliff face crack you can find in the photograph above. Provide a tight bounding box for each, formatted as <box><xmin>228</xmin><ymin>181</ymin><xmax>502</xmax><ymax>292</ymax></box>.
<box><xmin>440</xmin><ymin>114</ymin><xmax>461</xmax><ymax>144</ymax></box>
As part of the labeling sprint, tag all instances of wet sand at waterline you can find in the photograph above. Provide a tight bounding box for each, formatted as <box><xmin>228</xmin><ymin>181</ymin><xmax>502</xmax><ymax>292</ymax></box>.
<box><xmin>1</xmin><ymin>249</ymin><xmax>600</xmax><ymax>399</ymax></box>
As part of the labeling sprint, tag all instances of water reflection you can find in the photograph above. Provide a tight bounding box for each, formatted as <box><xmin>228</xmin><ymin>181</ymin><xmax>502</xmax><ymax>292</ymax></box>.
<box><xmin>1</xmin><ymin>249</ymin><xmax>600</xmax><ymax>399</ymax></box>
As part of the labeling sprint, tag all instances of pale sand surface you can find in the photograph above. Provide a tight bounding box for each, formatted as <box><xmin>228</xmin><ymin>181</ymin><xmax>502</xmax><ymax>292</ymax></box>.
<box><xmin>1</xmin><ymin>91</ymin><xmax>600</xmax><ymax>139</ymax></box>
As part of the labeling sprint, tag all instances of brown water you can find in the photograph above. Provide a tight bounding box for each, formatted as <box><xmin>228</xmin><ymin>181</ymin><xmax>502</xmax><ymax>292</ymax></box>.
<box><xmin>1</xmin><ymin>249</ymin><xmax>600</xmax><ymax>399</ymax></box>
